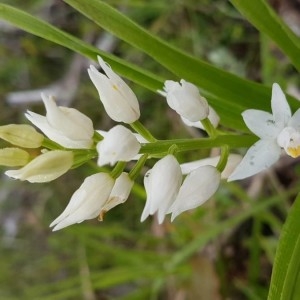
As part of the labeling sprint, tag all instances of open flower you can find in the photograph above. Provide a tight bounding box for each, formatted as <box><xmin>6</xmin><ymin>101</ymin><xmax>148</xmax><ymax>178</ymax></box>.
<box><xmin>168</xmin><ymin>165</ymin><xmax>221</xmax><ymax>221</ymax></box>
<box><xmin>159</xmin><ymin>79</ymin><xmax>209</xmax><ymax>122</ymax></box>
<box><xmin>88</xmin><ymin>56</ymin><xmax>140</xmax><ymax>123</ymax></box>
<box><xmin>50</xmin><ymin>173</ymin><xmax>115</xmax><ymax>231</ymax></box>
<box><xmin>141</xmin><ymin>155</ymin><xmax>182</xmax><ymax>224</ymax></box>
<box><xmin>97</xmin><ymin>125</ymin><xmax>140</xmax><ymax>166</ymax></box>
<box><xmin>228</xmin><ymin>83</ymin><xmax>300</xmax><ymax>181</ymax></box>
<box><xmin>26</xmin><ymin>94</ymin><xmax>94</xmax><ymax>149</ymax></box>
<box><xmin>5</xmin><ymin>150</ymin><xmax>73</xmax><ymax>183</ymax></box>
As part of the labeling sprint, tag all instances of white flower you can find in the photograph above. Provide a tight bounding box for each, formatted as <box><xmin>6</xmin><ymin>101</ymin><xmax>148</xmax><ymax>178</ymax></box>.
<box><xmin>228</xmin><ymin>83</ymin><xmax>300</xmax><ymax>181</ymax></box>
<box><xmin>180</xmin><ymin>154</ymin><xmax>242</xmax><ymax>179</ymax></box>
<box><xmin>50</xmin><ymin>173</ymin><xmax>115</xmax><ymax>231</ymax></box>
<box><xmin>99</xmin><ymin>172</ymin><xmax>133</xmax><ymax>220</ymax></box>
<box><xmin>159</xmin><ymin>79</ymin><xmax>209</xmax><ymax>122</ymax></box>
<box><xmin>97</xmin><ymin>125</ymin><xmax>141</xmax><ymax>166</ymax></box>
<box><xmin>26</xmin><ymin>94</ymin><xmax>94</xmax><ymax>149</ymax></box>
<box><xmin>168</xmin><ymin>165</ymin><xmax>221</xmax><ymax>221</ymax></box>
<box><xmin>5</xmin><ymin>150</ymin><xmax>73</xmax><ymax>183</ymax></box>
<box><xmin>181</xmin><ymin>105</ymin><xmax>220</xmax><ymax>130</ymax></box>
<box><xmin>88</xmin><ymin>56</ymin><xmax>140</xmax><ymax>123</ymax></box>
<box><xmin>141</xmin><ymin>155</ymin><xmax>182</xmax><ymax>224</ymax></box>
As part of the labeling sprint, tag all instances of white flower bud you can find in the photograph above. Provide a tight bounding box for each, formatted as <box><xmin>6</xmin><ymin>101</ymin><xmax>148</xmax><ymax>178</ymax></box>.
<box><xmin>5</xmin><ymin>150</ymin><xmax>73</xmax><ymax>183</ymax></box>
<box><xmin>0</xmin><ymin>124</ymin><xmax>44</xmax><ymax>148</ymax></box>
<box><xmin>160</xmin><ymin>79</ymin><xmax>209</xmax><ymax>122</ymax></box>
<box><xmin>88</xmin><ymin>56</ymin><xmax>140</xmax><ymax>123</ymax></box>
<box><xmin>169</xmin><ymin>165</ymin><xmax>220</xmax><ymax>221</ymax></box>
<box><xmin>50</xmin><ymin>173</ymin><xmax>115</xmax><ymax>231</ymax></box>
<box><xmin>141</xmin><ymin>155</ymin><xmax>182</xmax><ymax>224</ymax></box>
<box><xmin>97</xmin><ymin>125</ymin><xmax>141</xmax><ymax>166</ymax></box>
<box><xmin>26</xmin><ymin>94</ymin><xmax>94</xmax><ymax>149</ymax></box>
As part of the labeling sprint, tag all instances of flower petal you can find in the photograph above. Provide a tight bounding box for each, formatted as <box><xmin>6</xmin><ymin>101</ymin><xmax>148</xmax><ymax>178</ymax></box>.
<box><xmin>227</xmin><ymin>139</ymin><xmax>281</xmax><ymax>181</ymax></box>
<box><xmin>271</xmin><ymin>83</ymin><xmax>291</xmax><ymax>128</ymax></box>
<box><xmin>242</xmin><ymin>109</ymin><xmax>280</xmax><ymax>139</ymax></box>
<box><xmin>288</xmin><ymin>108</ymin><xmax>300</xmax><ymax>131</ymax></box>
<box><xmin>169</xmin><ymin>165</ymin><xmax>220</xmax><ymax>221</ymax></box>
<box><xmin>141</xmin><ymin>155</ymin><xmax>182</xmax><ymax>224</ymax></box>
<box><xmin>5</xmin><ymin>150</ymin><xmax>73</xmax><ymax>183</ymax></box>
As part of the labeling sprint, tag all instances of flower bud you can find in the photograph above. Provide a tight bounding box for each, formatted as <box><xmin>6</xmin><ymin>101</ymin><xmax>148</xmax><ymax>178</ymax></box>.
<box><xmin>88</xmin><ymin>56</ymin><xmax>140</xmax><ymax>123</ymax></box>
<box><xmin>50</xmin><ymin>173</ymin><xmax>115</xmax><ymax>231</ymax></box>
<box><xmin>181</xmin><ymin>105</ymin><xmax>220</xmax><ymax>130</ymax></box>
<box><xmin>0</xmin><ymin>124</ymin><xmax>44</xmax><ymax>148</ymax></box>
<box><xmin>26</xmin><ymin>94</ymin><xmax>94</xmax><ymax>149</ymax></box>
<box><xmin>5</xmin><ymin>150</ymin><xmax>73</xmax><ymax>183</ymax></box>
<box><xmin>141</xmin><ymin>155</ymin><xmax>182</xmax><ymax>224</ymax></box>
<box><xmin>0</xmin><ymin>148</ymin><xmax>30</xmax><ymax>166</ymax></box>
<box><xmin>159</xmin><ymin>79</ymin><xmax>209</xmax><ymax>122</ymax></box>
<box><xmin>97</xmin><ymin>125</ymin><xmax>141</xmax><ymax>166</ymax></box>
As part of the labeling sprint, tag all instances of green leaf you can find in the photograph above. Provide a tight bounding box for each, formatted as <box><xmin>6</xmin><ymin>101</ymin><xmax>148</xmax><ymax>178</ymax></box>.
<box><xmin>230</xmin><ymin>0</ymin><xmax>300</xmax><ymax>72</ymax></box>
<box><xmin>268</xmin><ymin>193</ymin><xmax>300</xmax><ymax>300</ymax></box>
<box><xmin>63</xmin><ymin>0</ymin><xmax>299</xmax><ymax>131</ymax></box>
<box><xmin>0</xmin><ymin>4</ymin><xmax>163</xmax><ymax>92</ymax></box>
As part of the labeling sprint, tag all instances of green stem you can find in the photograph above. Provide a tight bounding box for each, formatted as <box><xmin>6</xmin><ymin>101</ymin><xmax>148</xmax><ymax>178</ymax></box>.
<box><xmin>129</xmin><ymin>154</ymin><xmax>148</xmax><ymax>180</ymax></box>
<box><xmin>130</xmin><ymin>120</ymin><xmax>157</xmax><ymax>142</ymax></box>
<box><xmin>110</xmin><ymin>161</ymin><xmax>126</xmax><ymax>179</ymax></box>
<box><xmin>216</xmin><ymin>145</ymin><xmax>229</xmax><ymax>173</ymax></box>
<box><xmin>41</xmin><ymin>138</ymin><xmax>64</xmax><ymax>150</ymax></box>
<box><xmin>93</xmin><ymin>130</ymin><xmax>103</xmax><ymax>143</ymax></box>
<box><xmin>140</xmin><ymin>134</ymin><xmax>257</xmax><ymax>156</ymax></box>
<box><xmin>201</xmin><ymin>118</ymin><xmax>218</xmax><ymax>138</ymax></box>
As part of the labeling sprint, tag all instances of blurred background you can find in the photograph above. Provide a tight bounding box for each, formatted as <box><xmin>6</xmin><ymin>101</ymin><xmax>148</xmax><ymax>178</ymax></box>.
<box><xmin>0</xmin><ymin>0</ymin><xmax>300</xmax><ymax>299</ymax></box>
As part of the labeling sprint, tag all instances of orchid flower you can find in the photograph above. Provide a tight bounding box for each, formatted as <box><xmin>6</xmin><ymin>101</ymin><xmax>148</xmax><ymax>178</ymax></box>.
<box><xmin>228</xmin><ymin>83</ymin><xmax>300</xmax><ymax>181</ymax></box>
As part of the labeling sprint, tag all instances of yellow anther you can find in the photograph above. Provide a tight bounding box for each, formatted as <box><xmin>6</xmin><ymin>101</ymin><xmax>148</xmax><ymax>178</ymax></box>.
<box><xmin>287</xmin><ymin>146</ymin><xmax>300</xmax><ymax>158</ymax></box>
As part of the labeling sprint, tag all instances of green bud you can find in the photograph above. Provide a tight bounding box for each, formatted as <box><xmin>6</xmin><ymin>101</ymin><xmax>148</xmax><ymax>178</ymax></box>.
<box><xmin>0</xmin><ymin>147</ymin><xmax>30</xmax><ymax>166</ymax></box>
<box><xmin>0</xmin><ymin>124</ymin><xmax>44</xmax><ymax>148</ymax></box>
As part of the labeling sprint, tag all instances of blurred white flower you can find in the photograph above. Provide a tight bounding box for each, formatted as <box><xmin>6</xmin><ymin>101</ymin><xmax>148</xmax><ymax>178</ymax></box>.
<box><xmin>229</xmin><ymin>83</ymin><xmax>300</xmax><ymax>181</ymax></box>
<box><xmin>50</xmin><ymin>173</ymin><xmax>115</xmax><ymax>231</ymax></box>
<box><xmin>5</xmin><ymin>150</ymin><xmax>73</xmax><ymax>183</ymax></box>
<box><xmin>141</xmin><ymin>155</ymin><xmax>182</xmax><ymax>224</ymax></box>
<box><xmin>26</xmin><ymin>94</ymin><xmax>94</xmax><ymax>149</ymax></box>
<box><xmin>88</xmin><ymin>56</ymin><xmax>140</xmax><ymax>123</ymax></box>
<box><xmin>168</xmin><ymin>165</ymin><xmax>221</xmax><ymax>221</ymax></box>
<box><xmin>97</xmin><ymin>125</ymin><xmax>141</xmax><ymax>166</ymax></box>
<box><xmin>181</xmin><ymin>105</ymin><xmax>220</xmax><ymax>130</ymax></box>
<box><xmin>159</xmin><ymin>79</ymin><xmax>209</xmax><ymax>122</ymax></box>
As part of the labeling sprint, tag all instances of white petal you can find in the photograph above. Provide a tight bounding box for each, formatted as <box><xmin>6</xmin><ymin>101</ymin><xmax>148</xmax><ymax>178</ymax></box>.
<box><xmin>227</xmin><ymin>139</ymin><xmax>281</xmax><ymax>181</ymax></box>
<box><xmin>271</xmin><ymin>83</ymin><xmax>291</xmax><ymax>128</ymax></box>
<box><xmin>141</xmin><ymin>155</ymin><xmax>182</xmax><ymax>224</ymax></box>
<box><xmin>51</xmin><ymin>173</ymin><xmax>114</xmax><ymax>230</ymax></box>
<box><xmin>169</xmin><ymin>165</ymin><xmax>220</xmax><ymax>221</ymax></box>
<box><xmin>288</xmin><ymin>108</ymin><xmax>300</xmax><ymax>131</ymax></box>
<box><xmin>181</xmin><ymin>105</ymin><xmax>220</xmax><ymax>130</ymax></box>
<box><xmin>242</xmin><ymin>109</ymin><xmax>281</xmax><ymax>138</ymax></box>
<box><xmin>102</xmin><ymin>172</ymin><xmax>133</xmax><ymax>212</ymax></box>
<box><xmin>97</xmin><ymin>125</ymin><xmax>140</xmax><ymax>166</ymax></box>
<box><xmin>5</xmin><ymin>150</ymin><xmax>73</xmax><ymax>183</ymax></box>
<box><xmin>181</xmin><ymin>154</ymin><xmax>242</xmax><ymax>179</ymax></box>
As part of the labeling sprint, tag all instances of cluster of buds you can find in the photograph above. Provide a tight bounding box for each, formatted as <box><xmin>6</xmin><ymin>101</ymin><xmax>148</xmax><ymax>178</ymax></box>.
<box><xmin>1</xmin><ymin>55</ymin><xmax>297</xmax><ymax>231</ymax></box>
